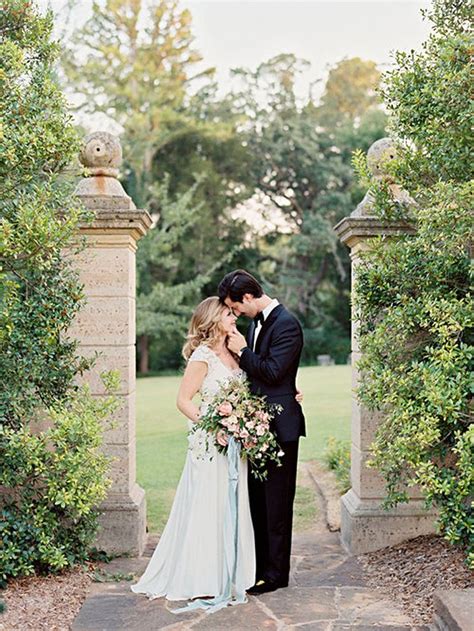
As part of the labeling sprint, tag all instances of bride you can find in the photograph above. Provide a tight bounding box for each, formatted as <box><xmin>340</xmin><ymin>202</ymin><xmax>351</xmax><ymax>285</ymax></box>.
<box><xmin>130</xmin><ymin>297</ymin><xmax>256</xmax><ymax>612</ymax></box>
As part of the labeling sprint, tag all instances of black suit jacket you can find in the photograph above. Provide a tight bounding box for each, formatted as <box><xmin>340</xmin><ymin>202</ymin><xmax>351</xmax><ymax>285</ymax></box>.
<box><xmin>239</xmin><ymin>304</ymin><xmax>306</xmax><ymax>442</ymax></box>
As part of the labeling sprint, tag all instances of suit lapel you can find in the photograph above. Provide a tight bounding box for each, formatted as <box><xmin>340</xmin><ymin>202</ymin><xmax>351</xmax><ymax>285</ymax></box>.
<box><xmin>246</xmin><ymin>321</ymin><xmax>256</xmax><ymax>350</ymax></box>
<box><xmin>255</xmin><ymin>304</ymin><xmax>284</xmax><ymax>354</ymax></box>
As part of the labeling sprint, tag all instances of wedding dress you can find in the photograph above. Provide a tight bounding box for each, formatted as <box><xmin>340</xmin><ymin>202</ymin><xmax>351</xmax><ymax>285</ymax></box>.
<box><xmin>130</xmin><ymin>344</ymin><xmax>256</xmax><ymax>611</ymax></box>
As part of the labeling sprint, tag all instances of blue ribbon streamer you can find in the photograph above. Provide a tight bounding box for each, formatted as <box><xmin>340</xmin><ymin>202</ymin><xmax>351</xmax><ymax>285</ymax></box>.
<box><xmin>171</xmin><ymin>436</ymin><xmax>247</xmax><ymax>614</ymax></box>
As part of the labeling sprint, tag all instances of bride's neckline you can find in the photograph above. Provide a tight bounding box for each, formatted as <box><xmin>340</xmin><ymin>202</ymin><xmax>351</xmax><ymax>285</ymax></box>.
<box><xmin>206</xmin><ymin>345</ymin><xmax>240</xmax><ymax>373</ymax></box>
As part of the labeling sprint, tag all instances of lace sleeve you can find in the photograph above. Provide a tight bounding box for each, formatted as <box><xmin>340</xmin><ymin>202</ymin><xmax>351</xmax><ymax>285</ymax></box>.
<box><xmin>188</xmin><ymin>345</ymin><xmax>212</xmax><ymax>365</ymax></box>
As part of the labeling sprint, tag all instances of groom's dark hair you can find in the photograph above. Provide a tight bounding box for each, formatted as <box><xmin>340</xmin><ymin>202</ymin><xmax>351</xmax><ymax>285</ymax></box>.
<box><xmin>218</xmin><ymin>269</ymin><xmax>263</xmax><ymax>303</ymax></box>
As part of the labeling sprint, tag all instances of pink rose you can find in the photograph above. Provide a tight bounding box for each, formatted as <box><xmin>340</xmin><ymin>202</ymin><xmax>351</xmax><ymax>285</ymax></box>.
<box><xmin>256</xmin><ymin>425</ymin><xmax>266</xmax><ymax>436</ymax></box>
<box><xmin>246</xmin><ymin>420</ymin><xmax>256</xmax><ymax>430</ymax></box>
<box><xmin>240</xmin><ymin>428</ymin><xmax>249</xmax><ymax>439</ymax></box>
<box><xmin>243</xmin><ymin>438</ymin><xmax>258</xmax><ymax>449</ymax></box>
<box><xmin>218</xmin><ymin>401</ymin><xmax>233</xmax><ymax>416</ymax></box>
<box><xmin>255</xmin><ymin>411</ymin><xmax>269</xmax><ymax>423</ymax></box>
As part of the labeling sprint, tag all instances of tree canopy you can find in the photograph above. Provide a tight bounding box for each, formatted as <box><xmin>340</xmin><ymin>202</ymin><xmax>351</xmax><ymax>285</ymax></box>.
<box><xmin>63</xmin><ymin>2</ymin><xmax>386</xmax><ymax>369</ymax></box>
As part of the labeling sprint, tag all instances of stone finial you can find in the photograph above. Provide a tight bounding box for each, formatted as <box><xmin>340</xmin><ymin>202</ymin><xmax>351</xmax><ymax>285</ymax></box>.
<box><xmin>79</xmin><ymin>131</ymin><xmax>122</xmax><ymax>177</ymax></box>
<box><xmin>353</xmin><ymin>137</ymin><xmax>414</xmax><ymax>217</ymax></box>
<box><xmin>366</xmin><ymin>137</ymin><xmax>397</xmax><ymax>182</ymax></box>
<box><xmin>75</xmin><ymin>131</ymin><xmax>136</xmax><ymax>209</ymax></box>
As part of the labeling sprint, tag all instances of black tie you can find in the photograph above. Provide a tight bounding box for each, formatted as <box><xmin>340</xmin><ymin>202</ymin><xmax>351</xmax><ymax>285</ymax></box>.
<box><xmin>253</xmin><ymin>312</ymin><xmax>264</xmax><ymax>326</ymax></box>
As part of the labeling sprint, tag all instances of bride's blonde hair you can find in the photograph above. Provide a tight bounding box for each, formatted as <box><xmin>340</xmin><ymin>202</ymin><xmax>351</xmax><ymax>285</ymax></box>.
<box><xmin>182</xmin><ymin>296</ymin><xmax>227</xmax><ymax>360</ymax></box>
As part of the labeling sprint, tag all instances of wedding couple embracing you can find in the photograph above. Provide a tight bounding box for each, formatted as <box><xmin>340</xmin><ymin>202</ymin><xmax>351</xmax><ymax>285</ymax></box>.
<box><xmin>131</xmin><ymin>269</ymin><xmax>306</xmax><ymax>614</ymax></box>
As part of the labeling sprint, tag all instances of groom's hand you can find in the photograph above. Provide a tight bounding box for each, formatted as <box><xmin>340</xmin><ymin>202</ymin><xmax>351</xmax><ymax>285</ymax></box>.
<box><xmin>227</xmin><ymin>329</ymin><xmax>247</xmax><ymax>355</ymax></box>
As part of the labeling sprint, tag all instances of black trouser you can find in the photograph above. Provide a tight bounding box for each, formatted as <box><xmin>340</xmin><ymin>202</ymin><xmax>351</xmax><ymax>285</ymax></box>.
<box><xmin>248</xmin><ymin>440</ymin><xmax>299</xmax><ymax>585</ymax></box>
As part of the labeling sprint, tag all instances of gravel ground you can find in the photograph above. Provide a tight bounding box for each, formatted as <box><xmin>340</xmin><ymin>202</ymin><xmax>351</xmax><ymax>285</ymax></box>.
<box><xmin>359</xmin><ymin>534</ymin><xmax>473</xmax><ymax>625</ymax></box>
<box><xmin>0</xmin><ymin>566</ymin><xmax>92</xmax><ymax>631</ymax></box>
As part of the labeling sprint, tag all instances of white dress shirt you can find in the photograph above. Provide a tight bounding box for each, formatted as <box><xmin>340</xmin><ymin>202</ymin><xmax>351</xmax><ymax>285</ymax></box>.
<box><xmin>253</xmin><ymin>299</ymin><xmax>280</xmax><ymax>351</ymax></box>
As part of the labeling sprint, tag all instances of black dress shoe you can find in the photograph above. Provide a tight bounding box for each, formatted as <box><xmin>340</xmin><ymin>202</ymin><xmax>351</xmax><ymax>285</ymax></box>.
<box><xmin>247</xmin><ymin>579</ymin><xmax>287</xmax><ymax>595</ymax></box>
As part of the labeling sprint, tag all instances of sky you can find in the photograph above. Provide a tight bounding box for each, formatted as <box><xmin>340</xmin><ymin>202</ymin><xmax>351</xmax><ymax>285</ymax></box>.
<box><xmin>179</xmin><ymin>1</ymin><xmax>432</xmax><ymax>99</ymax></box>
<box><xmin>40</xmin><ymin>0</ymin><xmax>432</xmax><ymax>103</ymax></box>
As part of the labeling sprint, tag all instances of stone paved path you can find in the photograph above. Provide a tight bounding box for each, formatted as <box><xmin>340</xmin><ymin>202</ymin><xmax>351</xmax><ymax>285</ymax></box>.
<box><xmin>73</xmin><ymin>467</ymin><xmax>431</xmax><ymax>631</ymax></box>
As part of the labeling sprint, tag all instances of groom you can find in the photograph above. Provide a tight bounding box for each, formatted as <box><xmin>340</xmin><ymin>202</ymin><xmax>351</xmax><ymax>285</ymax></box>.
<box><xmin>218</xmin><ymin>269</ymin><xmax>306</xmax><ymax>594</ymax></box>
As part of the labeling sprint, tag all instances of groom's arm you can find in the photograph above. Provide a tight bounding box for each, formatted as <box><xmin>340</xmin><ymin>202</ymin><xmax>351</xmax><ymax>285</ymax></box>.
<box><xmin>239</xmin><ymin>320</ymin><xmax>303</xmax><ymax>385</ymax></box>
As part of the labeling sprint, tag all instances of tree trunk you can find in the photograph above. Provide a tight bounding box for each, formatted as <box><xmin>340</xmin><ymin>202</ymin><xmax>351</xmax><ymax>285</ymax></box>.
<box><xmin>138</xmin><ymin>334</ymin><xmax>149</xmax><ymax>374</ymax></box>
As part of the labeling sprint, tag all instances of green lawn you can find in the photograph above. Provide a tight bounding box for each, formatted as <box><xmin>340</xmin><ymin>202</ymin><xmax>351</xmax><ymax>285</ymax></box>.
<box><xmin>136</xmin><ymin>365</ymin><xmax>352</xmax><ymax>533</ymax></box>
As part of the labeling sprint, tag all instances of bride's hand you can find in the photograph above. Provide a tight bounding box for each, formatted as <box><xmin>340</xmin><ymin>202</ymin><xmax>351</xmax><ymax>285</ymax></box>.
<box><xmin>216</xmin><ymin>429</ymin><xmax>229</xmax><ymax>447</ymax></box>
<box><xmin>295</xmin><ymin>388</ymin><xmax>303</xmax><ymax>403</ymax></box>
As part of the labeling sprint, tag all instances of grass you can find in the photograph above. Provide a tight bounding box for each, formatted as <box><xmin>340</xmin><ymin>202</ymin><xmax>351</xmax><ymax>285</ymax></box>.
<box><xmin>293</xmin><ymin>484</ymin><xmax>318</xmax><ymax>531</ymax></box>
<box><xmin>136</xmin><ymin>365</ymin><xmax>352</xmax><ymax>533</ymax></box>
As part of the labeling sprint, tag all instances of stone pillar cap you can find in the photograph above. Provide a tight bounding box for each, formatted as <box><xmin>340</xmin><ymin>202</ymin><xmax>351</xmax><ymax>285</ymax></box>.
<box><xmin>366</xmin><ymin>137</ymin><xmax>398</xmax><ymax>181</ymax></box>
<box><xmin>352</xmin><ymin>137</ymin><xmax>415</xmax><ymax>218</ymax></box>
<box><xmin>75</xmin><ymin>131</ymin><xmax>136</xmax><ymax>210</ymax></box>
<box><xmin>80</xmin><ymin>131</ymin><xmax>122</xmax><ymax>177</ymax></box>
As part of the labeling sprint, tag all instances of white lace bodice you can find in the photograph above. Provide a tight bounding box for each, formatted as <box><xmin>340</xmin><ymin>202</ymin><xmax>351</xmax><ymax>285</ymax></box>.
<box><xmin>187</xmin><ymin>345</ymin><xmax>244</xmax><ymax>462</ymax></box>
<box><xmin>188</xmin><ymin>344</ymin><xmax>243</xmax><ymax>410</ymax></box>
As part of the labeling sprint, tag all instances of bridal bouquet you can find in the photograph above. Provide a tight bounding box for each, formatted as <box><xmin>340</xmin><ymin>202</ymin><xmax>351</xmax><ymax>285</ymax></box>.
<box><xmin>192</xmin><ymin>376</ymin><xmax>284</xmax><ymax>480</ymax></box>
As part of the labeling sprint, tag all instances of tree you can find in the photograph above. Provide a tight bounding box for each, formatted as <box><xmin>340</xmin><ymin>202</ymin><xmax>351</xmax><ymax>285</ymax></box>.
<box><xmin>0</xmin><ymin>0</ymin><xmax>115</xmax><ymax>583</ymax></box>
<box><xmin>229</xmin><ymin>54</ymin><xmax>386</xmax><ymax>363</ymax></box>
<box><xmin>135</xmin><ymin>175</ymin><xmax>206</xmax><ymax>372</ymax></box>
<box><xmin>64</xmin><ymin>0</ymin><xmax>254</xmax><ymax>371</ymax></box>
<box><xmin>317</xmin><ymin>57</ymin><xmax>381</xmax><ymax>127</ymax></box>
<box><xmin>63</xmin><ymin>0</ymin><xmax>212</xmax><ymax>205</ymax></box>
<box><xmin>0</xmin><ymin>0</ymin><xmax>85</xmax><ymax>427</ymax></box>
<box><xmin>353</xmin><ymin>0</ymin><xmax>473</xmax><ymax>561</ymax></box>
<box><xmin>381</xmin><ymin>1</ymin><xmax>471</xmax><ymax>186</ymax></box>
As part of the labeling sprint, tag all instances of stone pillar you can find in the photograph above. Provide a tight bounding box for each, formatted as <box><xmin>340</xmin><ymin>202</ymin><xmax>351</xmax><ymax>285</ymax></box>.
<box><xmin>71</xmin><ymin>132</ymin><xmax>152</xmax><ymax>555</ymax></box>
<box><xmin>333</xmin><ymin>138</ymin><xmax>437</xmax><ymax>554</ymax></box>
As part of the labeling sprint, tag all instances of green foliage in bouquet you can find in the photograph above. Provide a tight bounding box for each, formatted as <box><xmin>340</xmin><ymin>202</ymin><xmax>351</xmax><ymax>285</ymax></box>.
<box><xmin>352</xmin><ymin>0</ymin><xmax>473</xmax><ymax>564</ymax></box>
<box><xmin>193</xmin><ymin>376</ymin><xmax>284</xmax><ymax>481</ymax></box>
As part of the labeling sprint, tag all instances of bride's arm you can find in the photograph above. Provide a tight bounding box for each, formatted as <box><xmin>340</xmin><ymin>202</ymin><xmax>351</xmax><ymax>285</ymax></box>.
<box><xmin>176</xmin><ymin>361</ymin><xmax>208</xmax><ymax>423</ymax></box>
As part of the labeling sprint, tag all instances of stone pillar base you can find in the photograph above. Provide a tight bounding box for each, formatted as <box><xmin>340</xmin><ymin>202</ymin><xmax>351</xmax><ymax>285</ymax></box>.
<box><xmin>94</xmin><ymin>483</ymin><xmax>147</xmax><ymax>556</ymax></box>
<box><xmin>340</xmin><ymin>489</ymin><xmax>438</xmax><ymax>554</ymax></box>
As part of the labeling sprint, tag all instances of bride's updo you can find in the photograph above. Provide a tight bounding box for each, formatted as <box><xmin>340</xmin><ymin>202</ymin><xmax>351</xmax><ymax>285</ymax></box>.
<box><xmin>182</xmin><ymin>297</ymin><xmax>227</xmax><ymax>360</ymax></box>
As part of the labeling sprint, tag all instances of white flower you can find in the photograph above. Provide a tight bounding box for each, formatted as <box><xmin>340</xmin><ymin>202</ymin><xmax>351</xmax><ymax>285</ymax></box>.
<box><xmin>188</xmin><ymin>428</ymin><xmax>214</xmax><ymax>462</ymax></box>
<box><xmin>277</xmin><ymin>450</ymin><xmax>285</xmax><ymax>457</ymax></box>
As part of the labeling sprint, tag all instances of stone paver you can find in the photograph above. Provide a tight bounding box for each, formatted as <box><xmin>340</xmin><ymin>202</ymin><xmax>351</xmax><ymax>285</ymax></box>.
<box><xmin>433</xmin><ymin>588</ymin><xmax>474</xmax><ymax>631</ymax></box>
<box><xmin>259</xmin><ymin>586</ymin><xmax>338</xmax><ymax>625</ymax></box>
<box><xmin>336</xmin><ymin>588</ymin><xmax>413</xmax><ymax>626</ymax></box>
<box><xmin>73</xmin><ymin>467</ymin><xmax>424</xmax><ymax>631</ymax></box>
<box><xmin>192</xmin><ymin>599</ymin><xmax>280</xmax><ymax>630</ymax></box>
<box><xmin>295</xmin><ymin>556</ymin><xmax>368</xmax><ymax>588</ymax></box>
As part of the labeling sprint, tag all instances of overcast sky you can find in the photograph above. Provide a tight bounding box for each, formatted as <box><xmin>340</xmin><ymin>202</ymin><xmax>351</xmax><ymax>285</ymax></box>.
<box><xmin>40</xmin><ymin>0</ymin><xmax>432</xmax><ymax>102</ymax></box>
